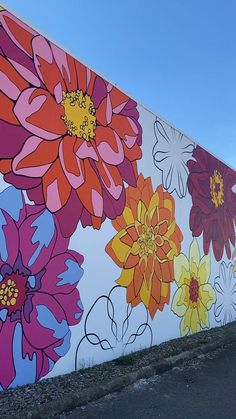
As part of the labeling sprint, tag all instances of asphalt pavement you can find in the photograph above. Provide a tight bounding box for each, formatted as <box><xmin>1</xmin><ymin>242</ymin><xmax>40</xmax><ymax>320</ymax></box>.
<box><xmin>60</xmin><ymin>341</ymin><xmax>236</xmax><ymax>419</ymax></box>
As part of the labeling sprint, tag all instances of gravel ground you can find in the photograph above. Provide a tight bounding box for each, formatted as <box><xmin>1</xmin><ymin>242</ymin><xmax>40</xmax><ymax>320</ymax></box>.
<box><xmin>1</xmin><ymin>322</ymin><xmax>236</xmax><ymax>418</ymax></box>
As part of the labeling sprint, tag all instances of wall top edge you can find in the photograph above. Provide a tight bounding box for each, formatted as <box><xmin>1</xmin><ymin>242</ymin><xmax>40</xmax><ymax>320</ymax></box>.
<box><xmin>1</xmin><ymin>2</ymin><xmax>235</xmax><ymax>172</ymax></box>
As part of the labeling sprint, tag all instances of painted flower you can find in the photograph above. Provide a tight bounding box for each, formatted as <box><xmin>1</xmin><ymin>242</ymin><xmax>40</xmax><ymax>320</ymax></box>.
<box><xmin>0</xmin><ymin>11</ymin><xmax>142</xmax><ymax>237</ymax></box>
<box><xmin>75</xmin><ymin>285</ymin><xmax>153</xmax><ymax>370</ymax></box>
<box><xmin>106</xmin><ymin>174</ymin><xmax>183</xmax><ymax>319</ymax></box>
<box><xmin>172</xmin><ymin>239</ymin><xmax>216</xmax><ymax>336</ymax></box>
<box><xmin>187</xmin><ymin>146</ymin><xmax>236</xmax><ymax>261</ymax></box>
<box><xmin>153</xmin><ymin>118</ymin><xmax>195</xmax><ymax>198</ymax></box>
<box><xmin>0</xmin><ymin>186</ymin><xmax>84</xmax><ymax>390</ymax></box>
<box><xmin>214</xmin><ymin>262</ymin><xmax>236</xmax><ymax>325</ymax></box>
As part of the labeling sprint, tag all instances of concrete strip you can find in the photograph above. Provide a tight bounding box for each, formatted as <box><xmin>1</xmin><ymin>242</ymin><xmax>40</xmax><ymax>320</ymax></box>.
<box><xmin>7</xmin><ymin>334</ymin><xmax>236</xmax><ymax>419</ymax></box>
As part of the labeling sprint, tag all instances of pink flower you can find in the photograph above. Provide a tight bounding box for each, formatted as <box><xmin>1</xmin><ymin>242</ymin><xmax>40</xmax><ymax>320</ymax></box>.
<box><xmin>0</xmin><ymin>186</ymin><xmax>84</xmax><ymax>390</ymax></box>
<box><xmin>0</xmin><ymin>11</ymin><xmax>142</xmax><ymax>237</ymax></box>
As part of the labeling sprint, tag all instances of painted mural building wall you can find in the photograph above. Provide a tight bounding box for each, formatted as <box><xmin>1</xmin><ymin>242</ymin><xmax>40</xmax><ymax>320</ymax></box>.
<box><xmin>0</xmin><ymin>6</ymin><xmax>235</xmax><ymax>390</ymax></box>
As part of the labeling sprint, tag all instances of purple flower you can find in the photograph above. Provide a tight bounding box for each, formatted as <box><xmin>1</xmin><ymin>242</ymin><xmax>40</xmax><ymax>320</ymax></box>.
<box><xmin>0</xmin><ymin>186</ymin><xmax>84</xmax><ymax>390</ymax></box>
<box><xmin>187</xmin><ymin>146</ymin><xmax>236</xmax><ymax>261</ymax></box>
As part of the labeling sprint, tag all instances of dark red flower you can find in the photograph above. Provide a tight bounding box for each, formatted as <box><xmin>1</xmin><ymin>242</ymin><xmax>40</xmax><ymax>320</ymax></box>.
<box><xmin>187</xmin><ymin>146</ymin><xmax>236</xmax><ymax>261</ymax></box>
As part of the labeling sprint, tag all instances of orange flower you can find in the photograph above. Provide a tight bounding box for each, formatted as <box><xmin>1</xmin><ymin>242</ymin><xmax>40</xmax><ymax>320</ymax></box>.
<box><xmin>106</xmin><ymin>174</ymin><xmax>183</xmax><ymax>319</ymax></box>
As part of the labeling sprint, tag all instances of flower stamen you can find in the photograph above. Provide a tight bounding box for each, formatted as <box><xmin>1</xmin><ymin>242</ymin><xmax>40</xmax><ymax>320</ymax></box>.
<box><xmin>61</xmin><ymin>90</ymin><xmax>96</xmax><ymax>140</ymax></box>
<box><xmin>210</xmin><ymin>170</ymin><xmax>224</xmax><ymax>208</ymax></box>
<box><xmin>0</xmin><ymin>279</ymin><xmax>19</xmax><ymax>307</ymax></box>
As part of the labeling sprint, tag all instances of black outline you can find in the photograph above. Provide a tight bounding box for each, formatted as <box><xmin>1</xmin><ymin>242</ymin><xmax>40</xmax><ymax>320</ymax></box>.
<box><xmin>74</xmin><ymin>285</ymin><xmax>153</xmax><ymax>371</ymax></box>
<box><xmin>214</xmin><ymin>261</ymin><xmax>236</xmax><ymax>326</ymax></box>
<box><xmin>152</xmin><ymin>117</ymin><xmax>195</xmax><ymax>199</ymax></box>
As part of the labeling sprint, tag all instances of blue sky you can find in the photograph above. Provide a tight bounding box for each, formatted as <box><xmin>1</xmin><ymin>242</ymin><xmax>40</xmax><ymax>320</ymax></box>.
<box><xmin>2</xmin><ymin>0</ymin><xmax>236</xmax><ymax>168</ymax></box>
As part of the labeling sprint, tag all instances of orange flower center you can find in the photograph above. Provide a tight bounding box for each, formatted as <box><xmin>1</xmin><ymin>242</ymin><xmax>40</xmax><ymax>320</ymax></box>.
<box><xmin>0</xmin><ymin>278</ymin><xmax>19</xmax><ymax>308</ymax></box>
<box><xmin>61</xmin><ymin>90</ymin><xmax>96</xmax><ymax>141</ymax></box>
<box><xmin>189</xmin><ymin>278</ymin><xmax>199</xmax><ymax>303</ymax></box>
<box><xmin>210</xmin><ymin>170</ymin><xmax>224</xmax><ymax>208</ymax></box>
<box><xmin>138</xmin><ymin>225</ymin><xmax>158</xmax><ymax>258</ymax></box>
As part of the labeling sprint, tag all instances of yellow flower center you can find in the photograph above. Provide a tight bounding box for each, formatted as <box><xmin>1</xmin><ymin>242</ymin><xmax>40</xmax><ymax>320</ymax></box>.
<box><xmin>210</xmin><ymin>170</ymin><xmax>224</xmax><ymax>208</ymax></box>
<box><xmin>61</xmin><ymin>90</ymin><xmax>96</xmax><ymax>141</ymax></box>
<box><xmin>0</xmin><ymin>279</ymin><xmax>19</xmax><ymax>307</ymax></box>
<box><xmin>138</xmin><ymin>225</ymin><xmax>158</xmax><ymax>258</ymax></box>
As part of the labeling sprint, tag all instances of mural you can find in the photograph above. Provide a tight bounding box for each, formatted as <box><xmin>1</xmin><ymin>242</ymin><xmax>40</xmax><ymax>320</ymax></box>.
<box><xmin>0</xmin><ymin>6</ymin><xmax>235</xmax><ymax>390</ymax></box>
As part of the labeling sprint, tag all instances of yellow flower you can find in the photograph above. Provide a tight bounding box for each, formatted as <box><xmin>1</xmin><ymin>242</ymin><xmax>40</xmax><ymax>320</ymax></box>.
<box><xmin>172</xmin><ymin>238</ymin><xmax>216</xmax><ymax>336</ymax></box>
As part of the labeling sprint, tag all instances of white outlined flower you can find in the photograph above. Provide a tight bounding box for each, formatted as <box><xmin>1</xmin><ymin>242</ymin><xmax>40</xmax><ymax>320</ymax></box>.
<box><xmin>153</xmin><ymin>118</ymin><xmax>195</xmax><ymax>198</ymax></box>
<box><xmin>75</xmin><ymin>286</ymin><xmax>153</xmax><ymax>370</ymax></box>
<box><xmin>214</xmin><ymin>262</ymin><xmax>236</xmax><ymax>325</ymax></box>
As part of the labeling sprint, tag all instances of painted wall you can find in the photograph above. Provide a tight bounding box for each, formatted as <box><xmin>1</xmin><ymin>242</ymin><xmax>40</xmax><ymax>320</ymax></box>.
<box><xmin>0</xmin><ymin>6</ymin><xmax>235</xmax><ymax>390</ymax></box>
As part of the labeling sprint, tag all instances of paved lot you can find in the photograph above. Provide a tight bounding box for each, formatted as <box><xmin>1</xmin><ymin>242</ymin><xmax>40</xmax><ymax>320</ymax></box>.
<box><xmin>60</xmin><ymin>341</ymin><xmax>236</xmax><ymax>419</ymax></box>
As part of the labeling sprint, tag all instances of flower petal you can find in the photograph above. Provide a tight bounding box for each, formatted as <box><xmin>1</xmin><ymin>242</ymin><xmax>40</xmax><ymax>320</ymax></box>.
<box><xmin>19</xmin><ymin>209</ymin><xmax>56</xmax><ymax>274</ymax></box>
<box><xmin>75</xmin><ymin>60</ymin><xmax>87</xmax><ymax>93</ymax></box>
<box><xmin>174</xmin><ymin>253</ymin><xmax>190</xmax><ymax>287</ymax></box>
<box><xmin>0</xmin><ymin>26</ymin><xmax>40</xmax><ymax>86</ymax></box>
<box><xmin>76</xmin><ymin>160</ymin><xmax>103</xmax><ymax>217</ymax></box>
<box><xmin>116</xmin><ymin>267</ymin><xmax>135</xmax><ymax>287</ymax></box>
<box><xmin>198</xmin><ymin>254</ymin><xmax>211</xmax><ymax>285</ymax></box>
<box><xmin>199</xmin><ymin>283</ymin><xmax>216</xmax><ymax>309</ymax></box>
<box><xmin>4</xmin><ymin>170</ymin><xmax>41</xmax><ymax>191</ymax></box>
<box><xmin>90</xmin><ymin>75</ymin><xmax>108</xmax><ymax>108</ymax></box>
<box><xmin>32</xmin><ymin>35</ymin><xmax>66</xmax><ymax>98</ymax></box>
<box><xmin>54</xmin><ymin>190</ymin><xmax>83</xmax><ymax>238</ymax></box>
<box><xmin>0</xmin><ymin>209</ymin><xmax>19</xmax><ymax>268</ymax></box>
<box><xmin>190</xmin><ymin>307</ymin><xmax>200</xmax><ymax>334</ymax></box>
<box><xmin>54</xmin><ymin>288</ymin><xmax>83</xmax><ymax>326</ymax></box>
<box><xmin>109</xmin><ymin>85</ymin><xmax>129</xmax><ymax>112</ymax></box>
<box><xmin>51</xmin><ymin>43</ymin><xmax>77</xmax><ymax>92</ymax></box>
<box><xmin>96</xmin><ymin>94</ymin><xmax>112</xmax><ymax>126</ymax></box>
<box><xmin>118</xmin><ymin>158</ymin><xmax>138</xmax><ymax>187</ymax></box>
<box><xmin>0</xmin><ymin>11</ymin><xmax>36</xmax><ymax>57</ymax></box>
<box><xmin>59</xmin><ymin>136</ymin><xmax>85</xmax><ymax>189</ymax></box>
<box><xmin>75</xmin><ymin>138</ymin><xmax>99</xmax><ymax>161</ymax></box>
<box><xmin>9</xmin><ymin>323</ymin><xmax>37</xmax><ymax>388</ymax></box>
<box><xmin>171</xmin><ymin>285</ymin><xmax>188</xmax><ymax>317</ymax></box>
<box><xmin>14</xmin><ymin>87</ymin><xmax>67</xmax><ymax>140</ymax></box>
<box><xmin>22</xmin><ymin>292</ymin><xmax>69</xmax><ymax>350</ymax></box>
<box><xmin>0</xmin><ymin>120</ymin><xmax>33</xmax><ymax>164</ymax></box>
<box><xmin>189</xmin><ymin>238</ymin><xmax>200</xmax><ymax>277</ymax></box>
<box><xmin>8</xmin><ymin>58</ymin><xmax>41</xmax><ymax>87</ymax></box>
<box><xmin>110</xmin><ymin>115</ymin><xmax>138</xmax><ymax>146</ymax></box>
<box><xmin>0</xmin><ymin>186</ymin><xmax>25</xmax><ymax>224</ymax></box>
<box><xmin>198</xmin><ymin>300</ymin><xmax>209</xmax><ymax>329</ymax></box>
<box><xmin>180</xmin><ymin>307</ymin><xmax>192</xmax><ymax>336</ymax></box>
<box><xmin>43</xmin><ymin>159</ymin><xmax>72</xmax><ymax>212</ymax></box>
<box><xmin>96</xmin><ymin>126</ymin><xmax>124</xmax><ymax>165</ymax></box>
<box><xmin>13</xmin><ymin>136</ymin><xmax>60</xmax><ymax>177</ymax></box>
<box><xmin>0</xmin><ymin>54</ymin><xmax>29</xmax><ymax>100</ymax></box>
<box><xmin>40</xmin><ymin>252</ymin><xmax>84</xmax><ymax>295</ymax></box>
<box><xmin>106</xmin><ymin>229</ymin><xmax>130</xmax><ymax>268</ymax></box>
<box><xmin>0</xmin><ymin>92</ymin><xmax>19</xmax><ymax>124</ymax></box>
<box><xmin>96</xmin><ymin>160</ymin><xmax>123</xmax><ymax>200</ymax></box>
<box><xmin>0</xmin><ymin>318</ymin><xmax>17</xmax><ymax>389</ymax></box>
